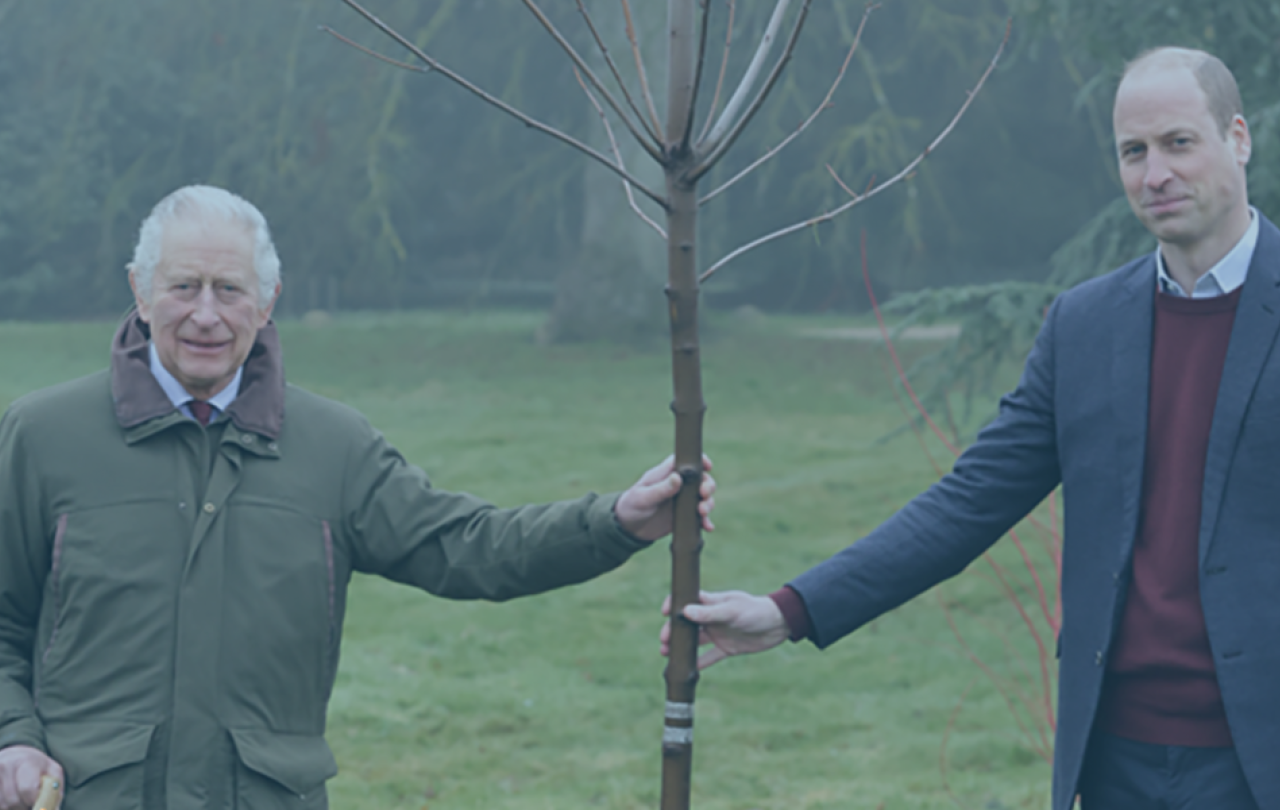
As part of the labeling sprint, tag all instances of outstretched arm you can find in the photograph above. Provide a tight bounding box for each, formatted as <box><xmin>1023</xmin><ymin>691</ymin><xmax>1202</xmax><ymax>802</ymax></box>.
<box><xmin>345</xmin><ymin>412</ymin><xmax>717</xmax><ymax>601</ymax></box>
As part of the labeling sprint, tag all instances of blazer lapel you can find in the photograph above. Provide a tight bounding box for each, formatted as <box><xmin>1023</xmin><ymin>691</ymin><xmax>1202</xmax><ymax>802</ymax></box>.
<box><xmin>1112</xmin><ymin>256</ymin><xmax>1156</xmax><ymax>567</ymax></box>
<box><xmin>1199</xmin><ymin>214</ymin><xmax>1280</xmax><ymax>566</ymax></box>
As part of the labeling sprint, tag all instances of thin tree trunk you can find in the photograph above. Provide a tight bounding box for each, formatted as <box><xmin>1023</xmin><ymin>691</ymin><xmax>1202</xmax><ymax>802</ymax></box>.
<box><xmin>660</xmin><ymin>2</ymin><xmax>703</xmax><ymax>807</ymax></box>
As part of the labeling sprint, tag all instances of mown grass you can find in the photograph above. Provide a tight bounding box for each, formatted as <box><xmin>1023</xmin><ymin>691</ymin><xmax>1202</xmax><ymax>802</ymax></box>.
<box><xmin>0</xmin><ymin>310</ymin><xmax>1053</xmax><ymax>809</ymax></box>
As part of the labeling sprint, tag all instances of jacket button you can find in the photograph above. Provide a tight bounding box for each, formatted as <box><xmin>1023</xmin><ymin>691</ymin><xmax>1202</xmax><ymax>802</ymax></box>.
<box><xmin>241</xmin><ymin>434</ymin><xmax>256</xmax><ymax>444</ymax></box>
<box><xmin>1095</xmin><ymin>651</ymin><xmax>1103</xmax><ymax>665</ymax></box>
<box><xmin>203</xmin><ymin>502</ymin><xmax>216</xmax><ymax>514</ymax></box>
<box><xmin>268</xmin><ymin>442</ymin><xmax>278</xmax><ymax>452</ymax></box>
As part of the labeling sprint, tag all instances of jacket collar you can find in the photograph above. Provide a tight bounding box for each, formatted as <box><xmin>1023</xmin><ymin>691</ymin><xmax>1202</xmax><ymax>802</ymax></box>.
<box><xmin>110</xmin><ymin>310</ymin><xmax>286</xmax><ymax>440</ymax></box>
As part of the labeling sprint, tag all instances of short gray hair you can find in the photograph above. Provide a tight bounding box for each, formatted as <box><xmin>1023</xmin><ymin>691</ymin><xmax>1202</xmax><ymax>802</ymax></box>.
<box><xmin>130</xmin><ymin>185</ymin><xmax>281</xmax><ymax>307</ymax></box>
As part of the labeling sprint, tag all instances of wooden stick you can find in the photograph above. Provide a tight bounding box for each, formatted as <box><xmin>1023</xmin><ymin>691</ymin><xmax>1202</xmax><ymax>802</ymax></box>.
<box><xmin>34</xmin><ymin>774</ymin><xmax>63</xmax><ymax>810</ymax></box>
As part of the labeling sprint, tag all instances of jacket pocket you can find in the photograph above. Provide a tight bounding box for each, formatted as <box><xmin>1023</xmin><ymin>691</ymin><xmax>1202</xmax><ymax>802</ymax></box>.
<box><xmin>230</xmin><ymin>728</ymin><xmax>337</xmax><ymax>809</ymax></box>
<box><xmin>44</xmin><ymin>720</ymin><xmax>155</xmax><ymax>810</ymax></box>
<box><xmin>221</xmin><ymin>504</ymin><xmax>338</xmax><ymax>728</ymax></box>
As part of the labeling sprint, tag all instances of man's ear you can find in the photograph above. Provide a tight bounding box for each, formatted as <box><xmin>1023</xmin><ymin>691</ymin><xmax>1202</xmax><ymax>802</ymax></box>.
<box><xmin>1230</xmin><ymin>114</ymin><xmax>1252</xmax><ymax>167</ymax></box>
<box><xmin>257</xmin><ymin>281</ymin><xmax>282</xmax><ymax>328</ymax></box>
<box><xmin>127</xmin><ymin>264</ymin><xmax>152</xmax><ymax>322</ymax></box>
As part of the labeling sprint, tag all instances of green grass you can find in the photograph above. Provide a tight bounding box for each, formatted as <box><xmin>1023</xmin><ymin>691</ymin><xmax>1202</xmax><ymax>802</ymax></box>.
<box><xmin>0</xmin><ymin>310</ymin><xmax>1054</xmax><ymax>809</ymax></box>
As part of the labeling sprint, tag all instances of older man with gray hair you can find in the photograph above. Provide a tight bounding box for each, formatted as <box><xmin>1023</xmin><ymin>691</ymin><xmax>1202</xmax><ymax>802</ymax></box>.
<box><xmin>0</xmin><ymin>185</ymin><xmax>714</xmax><ymax>809</ymax></box>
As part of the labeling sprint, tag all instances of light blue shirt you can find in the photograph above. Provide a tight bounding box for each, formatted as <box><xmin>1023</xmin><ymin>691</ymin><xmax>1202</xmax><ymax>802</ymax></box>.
<box><xmin>1156</xmin><ymin>207</ymin><xmax>1259</xmax><ymax>299</ymax></box>
<box><xmin>148</xmin><ymin>342</ymin><xmax>242</xmax><ymax>422</ymax></box>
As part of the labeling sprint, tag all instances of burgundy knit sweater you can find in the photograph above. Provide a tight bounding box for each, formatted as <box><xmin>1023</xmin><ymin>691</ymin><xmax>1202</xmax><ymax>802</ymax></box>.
<box><xmin>1097</xmin><ymin>287</ymin><xmax>1242</xmax><ymax>747</ymax></box>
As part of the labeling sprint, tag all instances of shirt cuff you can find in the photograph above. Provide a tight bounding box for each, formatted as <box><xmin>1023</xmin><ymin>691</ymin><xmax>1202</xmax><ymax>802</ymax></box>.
<box><xmin>768</xmin><ymin>585</ymin><xmax>812</xmax><ymax>643</ymax></box>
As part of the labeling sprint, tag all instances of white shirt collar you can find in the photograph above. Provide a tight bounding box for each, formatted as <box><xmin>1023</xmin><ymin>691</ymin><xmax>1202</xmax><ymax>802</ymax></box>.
<box><xmin>1156</xmin><ymin>207</ymin><xmax>1259</xmax><ymax>298</ymax></box>
<box><xmin>148</xmin><ymin>342</ymin><xmax>242</xmax><ymax>419</ymax></box>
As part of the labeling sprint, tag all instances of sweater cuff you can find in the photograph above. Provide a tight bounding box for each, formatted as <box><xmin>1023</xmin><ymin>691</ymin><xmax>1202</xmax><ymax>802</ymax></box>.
<box><xmin>768</xmin><ymin>585</ymin><xmax>812</xmax><ymax>643</ymax></box>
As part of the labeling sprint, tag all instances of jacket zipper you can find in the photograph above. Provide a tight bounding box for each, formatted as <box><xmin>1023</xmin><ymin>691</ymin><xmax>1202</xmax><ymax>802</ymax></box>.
<box><xmin>34</xmin><ymin>514</ymin><xmax>69</xmax><ymax>707</ymax></box>
<box><xmin>321</xmin><ymin>520</ymin><xmax>336</xmax><ymax>650</ymax></box>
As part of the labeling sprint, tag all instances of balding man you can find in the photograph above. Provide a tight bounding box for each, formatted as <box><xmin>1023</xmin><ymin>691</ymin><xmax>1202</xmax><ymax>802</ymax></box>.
<box><xmin>0</xmin><ymin>185</ymin><xmax>714</xmax><ymax>809</ymax></box>
<box><xmin>665</xmin><ymin>48</ymin><xmax>1275</xmax><ymax>809</ymax></box>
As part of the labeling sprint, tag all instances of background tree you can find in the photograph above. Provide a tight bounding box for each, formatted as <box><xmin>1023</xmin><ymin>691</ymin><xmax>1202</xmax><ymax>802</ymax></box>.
<box><xmin>0</xmin><ymin>0</ymin><xmax>1114</xmax><ymax>324</ymax></box>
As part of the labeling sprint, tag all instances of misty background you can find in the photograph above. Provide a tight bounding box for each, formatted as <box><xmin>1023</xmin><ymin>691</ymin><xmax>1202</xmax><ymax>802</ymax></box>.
<box><xmin>0</xmin><ymin>0</ymin><xmax>1277</xmax><ymax>340</ymax></box>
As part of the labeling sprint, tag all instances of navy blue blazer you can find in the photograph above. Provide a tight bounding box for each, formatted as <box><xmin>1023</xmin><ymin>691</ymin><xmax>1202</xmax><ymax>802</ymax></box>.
<box><xmin>791</xmin><ymin>213</ymin><xmax>1280</xmax><ymax>810</ymax></box>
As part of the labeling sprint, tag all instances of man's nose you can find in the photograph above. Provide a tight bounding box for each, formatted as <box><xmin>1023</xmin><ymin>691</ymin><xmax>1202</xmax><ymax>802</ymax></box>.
<box><xmin>1144</xmin><ymin>151</ymin><xmax>1173</xmax><ymax>189</ymax></box>
<box><xmin>190</xmin><ymin>285</ymin><xmax>221</xmax><ymax>325</ymax></box>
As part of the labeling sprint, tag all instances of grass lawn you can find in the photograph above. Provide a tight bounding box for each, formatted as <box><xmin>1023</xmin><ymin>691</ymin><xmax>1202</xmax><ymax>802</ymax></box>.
<box><xmin>0</xmin><ymin>309</ymin><xmax>1055</xmax><ymax>809</ymax></box>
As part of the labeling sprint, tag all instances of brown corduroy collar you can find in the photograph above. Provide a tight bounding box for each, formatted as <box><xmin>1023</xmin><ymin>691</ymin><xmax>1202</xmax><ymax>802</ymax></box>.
<box><xmin>110</xmin><ymin>310</ymin><xmax>286</xmax><ymax>440</ymax></box>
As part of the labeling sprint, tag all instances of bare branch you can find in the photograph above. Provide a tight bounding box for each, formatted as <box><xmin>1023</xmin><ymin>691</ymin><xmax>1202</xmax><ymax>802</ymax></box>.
<box><xmin>573</xmin><ymin>68</ymin><xmax>668</xmax><ymax>240</ymax></box>
<box><xmin>319</xmin><ymin>25</ymin><xmax>429</xmax><ymax>74</ymax></box>
<box><xmin>333</xmin><ymin>0</ymin><xmax>668</xmax><ymax>209</ymax></box>
<box><xmin>620</xmin><ymin>0</ymin><xmax>664</xmax><ymax>138</ymax></box>
<box><xmin>574</xmin><ymin>0</ymin><xmax>664</xmax><ymax>146</ymax></box>
<box><xmin>698</xmin><ymin>4</ymin><xmax>874</xmax><ymax>205</ymax></box>
<box><xmin>699</xmin><ymin>19</ymin><xmax>1011</xmax><ymax>282</ymax></box>
<box><xmin>690</xmin><ymin>0</ymin><xmax>812</xmax><ymax>181</ymax></box>
<box><xmin>521</xmin><ymin>0</ymin><xmax>663</xmax><ymax>163</ymax></box>
<box><xmin>699</xmin><ymin>0</ymin><xmax>793</xmax><ymax>150</ymax></box>
<box><xmin>679</xmin><ymin>0</ymin><xmax>714</xmax><ymax>153</ymax></box>
<box><xmin>696</xmin><ymin>0</ymin><xmax>737</xmax><ymax>144</ymax></box>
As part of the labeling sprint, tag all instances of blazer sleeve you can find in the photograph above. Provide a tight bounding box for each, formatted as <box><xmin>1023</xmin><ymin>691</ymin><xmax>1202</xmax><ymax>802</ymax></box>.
<box><xmin>0</xmin><ymin>406</ymin><xmax>50</xmax><ymax>752</ymax></box>
<box><xmin>791</xmin><ymin>295</ymin><xmax>1065</xmax><ymax>648</ymax></box>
